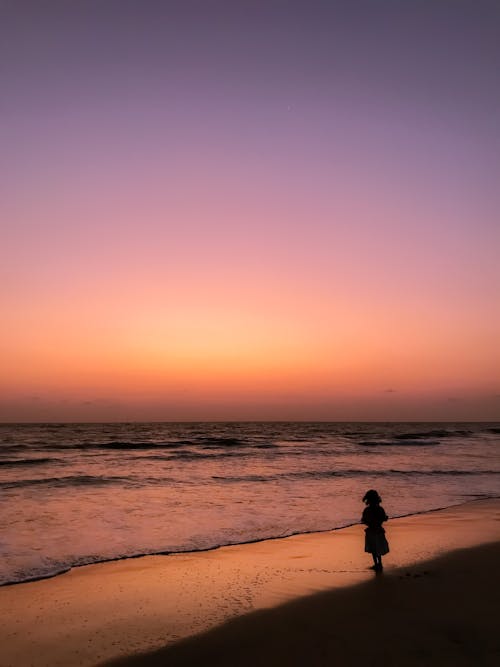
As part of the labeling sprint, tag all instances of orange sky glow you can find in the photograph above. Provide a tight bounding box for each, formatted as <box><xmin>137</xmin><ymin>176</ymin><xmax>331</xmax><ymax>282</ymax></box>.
<box><xmin>2</xmin><ymin>2</ymin><xmax>499</xmax><ymax>421</ymax></box>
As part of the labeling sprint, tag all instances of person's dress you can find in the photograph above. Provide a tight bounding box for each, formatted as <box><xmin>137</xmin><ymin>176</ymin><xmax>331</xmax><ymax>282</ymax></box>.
<box><xmin>364</xmin><ymin>526</ymin><xmax>389</xmax><ymax>556</ymax></box>
<box><xmin>362</xmin><ymin>504</ymin><xmax>389</xmax><ymax>556</ymax></box>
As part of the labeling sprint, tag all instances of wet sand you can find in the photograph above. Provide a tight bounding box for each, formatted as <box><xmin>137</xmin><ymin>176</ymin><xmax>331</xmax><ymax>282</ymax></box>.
<box><xmin>0</xmin><ymin>499</ymin><xmax>499</xmax><ymax>667</ymax></box>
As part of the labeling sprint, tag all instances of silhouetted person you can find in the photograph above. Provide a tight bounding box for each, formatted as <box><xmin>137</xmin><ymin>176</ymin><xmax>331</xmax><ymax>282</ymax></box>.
<box><xmin>362</xmin><ymin>489</ymin><xmax>389</xmax><ymax>572</ymax></box>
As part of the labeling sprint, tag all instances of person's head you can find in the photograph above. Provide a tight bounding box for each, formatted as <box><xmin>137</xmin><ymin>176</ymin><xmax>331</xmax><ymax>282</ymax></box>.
<box><xmin>363</xmin><ymin>489</ymin><xmax>382</xmax><ymax>506</ymax></box>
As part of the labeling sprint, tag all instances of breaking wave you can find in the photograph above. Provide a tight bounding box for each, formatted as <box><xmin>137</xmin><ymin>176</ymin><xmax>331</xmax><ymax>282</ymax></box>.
<box><xmin>0</xmin><ymin>457</ymin><xmax>59</xmax><ymax>466</ymax></box>
<box><xmin>359</xmin><ymin>440</ymin><xmax>441</xmax><ymax>447</ymax></box>
<box><xmin>0</xmin><ymin>474</ymin><xmax>133</xmax><ymax>490</ymax></box>
<box><xmin>212</xmin><ymin>468</ymin><xmax>500</xmax><ymax>483</ymax></box>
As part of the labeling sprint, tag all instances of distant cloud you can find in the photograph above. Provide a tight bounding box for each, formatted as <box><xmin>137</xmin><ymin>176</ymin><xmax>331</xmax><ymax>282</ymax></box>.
<box><xmin>81</xmin><ymin>398</ymin><xmax>113</xmax><ymax>406</ymax></box>
<box><xmin>383</xmin><ymin>389</ymin><xmax>396</xmax><ymax>393</ymax></box>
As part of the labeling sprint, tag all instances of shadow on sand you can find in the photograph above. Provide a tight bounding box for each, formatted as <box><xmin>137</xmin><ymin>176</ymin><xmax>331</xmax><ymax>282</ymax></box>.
<box><xmin>103</xmin><ymin>542</ymin><xmax>499</xmax><ymax>667</ymax></box>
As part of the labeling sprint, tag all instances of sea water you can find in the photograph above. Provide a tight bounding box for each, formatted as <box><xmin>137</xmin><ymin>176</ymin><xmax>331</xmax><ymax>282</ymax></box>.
<box><xmin>1</xmin><ymin>421</ymin><xmax>499</xmax><ymax>585</ymax></box>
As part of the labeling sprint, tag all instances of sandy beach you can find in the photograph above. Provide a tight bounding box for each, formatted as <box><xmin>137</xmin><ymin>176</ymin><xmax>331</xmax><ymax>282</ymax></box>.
<box><xmin>1</xmin><ymin>499</ymin><xmax>499</xmax><ymax>667</ymax></box>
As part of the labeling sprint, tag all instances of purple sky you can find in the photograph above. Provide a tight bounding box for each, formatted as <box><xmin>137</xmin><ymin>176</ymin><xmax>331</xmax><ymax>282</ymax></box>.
<box><xmin>2</xmin><ymin>1</ymin><xmax>499</xmax><ymax>421</ymax></box>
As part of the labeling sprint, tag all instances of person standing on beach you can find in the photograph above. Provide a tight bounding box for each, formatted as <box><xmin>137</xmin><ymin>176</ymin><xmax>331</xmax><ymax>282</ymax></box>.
<box><xmin>362</xmin><ymin>489</ymin><xmax>389</xmax><ymax>572</ymax></box>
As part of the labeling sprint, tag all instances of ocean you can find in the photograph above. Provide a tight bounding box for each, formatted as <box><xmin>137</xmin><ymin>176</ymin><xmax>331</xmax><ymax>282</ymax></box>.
<box><xmin>1</xmin><ymin>421</ymin><xmax>499</xmax><ymax>586</ymax></box>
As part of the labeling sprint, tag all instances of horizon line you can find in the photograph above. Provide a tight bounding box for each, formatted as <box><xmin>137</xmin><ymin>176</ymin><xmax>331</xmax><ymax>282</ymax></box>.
<box><xmin>1</xmin><ymin>419</ymin><xmax>499</xmax><ymax>426</ymax></box>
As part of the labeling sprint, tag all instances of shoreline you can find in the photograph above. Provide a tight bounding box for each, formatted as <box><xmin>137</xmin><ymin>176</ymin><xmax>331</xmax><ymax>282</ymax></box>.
<box><xmin>2</xmin><ymin>495</ymin><xmax>498</xmax><ymax>589</ymax></box>
<box><xmin>1</xmin><ymin>498</ymin><xmax>499</xmax><ymax>666</ymax></box>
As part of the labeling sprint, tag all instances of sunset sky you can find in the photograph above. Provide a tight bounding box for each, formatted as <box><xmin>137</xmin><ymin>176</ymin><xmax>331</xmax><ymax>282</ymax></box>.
<box><xmin>2</xmin><ymin>1</ymin><xmax>499</xmax><ymax>422</ymax></box>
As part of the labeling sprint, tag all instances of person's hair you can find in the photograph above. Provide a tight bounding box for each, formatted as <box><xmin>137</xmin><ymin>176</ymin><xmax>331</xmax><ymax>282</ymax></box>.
<box><xmin>363</xmin><ymin>489</ymin><xmax>382</xmax><ymax>505</ymax></box>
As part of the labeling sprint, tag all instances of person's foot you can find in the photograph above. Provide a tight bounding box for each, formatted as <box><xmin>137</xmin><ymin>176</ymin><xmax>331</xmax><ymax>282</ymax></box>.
<box><xmin>374</xmin><ymin>563</ymin><xmax>383</xmax><ymax>572</ymax></box>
